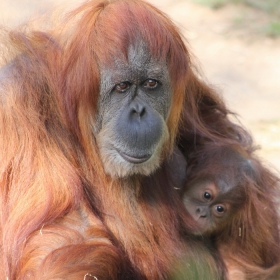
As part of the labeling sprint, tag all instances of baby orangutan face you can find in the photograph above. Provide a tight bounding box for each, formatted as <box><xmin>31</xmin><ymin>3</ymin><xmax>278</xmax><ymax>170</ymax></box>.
<box><xmin>183</xmin><ymin>180</ymin><xmax>232</xmax><ymax>235</ymax></box>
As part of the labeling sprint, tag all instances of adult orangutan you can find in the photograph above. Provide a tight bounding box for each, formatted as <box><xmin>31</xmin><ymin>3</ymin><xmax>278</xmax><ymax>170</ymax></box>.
<box><xmin>0</xmin><ymin>0</ymin><xmax>279</xmax><ymax>279</ymax></box>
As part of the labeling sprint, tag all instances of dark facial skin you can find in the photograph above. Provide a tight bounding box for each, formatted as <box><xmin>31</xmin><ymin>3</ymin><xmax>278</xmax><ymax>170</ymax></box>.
<box><xmin>183</xmin><ymin>180</ymin><xmax>232</xmax><ymax>235</ymax></box>
<box><xmin>94</xmin><ymin>43</ymin><xmax>172</xmax><ymax>178</ymax></box>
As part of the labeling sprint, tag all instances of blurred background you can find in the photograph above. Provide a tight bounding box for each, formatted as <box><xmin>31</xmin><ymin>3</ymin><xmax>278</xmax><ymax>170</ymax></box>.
<box><xmin>1</xmin><ymin>0</ymin><xmax>280</xmax><ymax>170</ymax></box>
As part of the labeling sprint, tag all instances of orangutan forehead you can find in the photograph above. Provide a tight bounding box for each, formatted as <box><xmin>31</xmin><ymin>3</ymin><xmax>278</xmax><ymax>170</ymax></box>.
<box><xmin>99</xmin><ymin>43</ymin><xmax>170</xmax><ymax>90</ymax></box>
<box><xmin>100</xmin><ymin>42</ymin><xmax>167</xmax><ymax>70</ymax></box>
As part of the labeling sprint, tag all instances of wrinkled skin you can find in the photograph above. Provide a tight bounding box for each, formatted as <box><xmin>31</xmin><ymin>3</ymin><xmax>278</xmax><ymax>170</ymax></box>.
<box><xmin>94</xmin><ymin>43</ymin><xmax>172</xmax><ymax>178</ymax></box>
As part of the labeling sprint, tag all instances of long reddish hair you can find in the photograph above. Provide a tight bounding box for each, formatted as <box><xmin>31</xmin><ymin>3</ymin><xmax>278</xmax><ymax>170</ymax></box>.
<box><xmin>0</xmin><ymin>0</ymin><xmax>278</xmax><ymax>279</ymax></box>
<box><xmin>0</xmin><ymin>1</ymin><xmax>198</xmax><ymax>278</ymax></box>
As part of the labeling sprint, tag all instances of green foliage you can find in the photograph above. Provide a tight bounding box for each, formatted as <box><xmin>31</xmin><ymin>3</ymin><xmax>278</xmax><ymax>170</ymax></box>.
<box><xmin>193</xmin><ymin>0</ymin><xmax>280</xmax><ymax>37</ymax></box>
<box><xmin>266</xmin><ymin>21</ymin><xmax>280</xmax><ymax>37</ymax></box>
<box><xmin>170</xmin><ymin>258</ymin><xmax>222</xmax><ymax>280</ymax></box>
<box><xmin>192</xmin><ymin>0</ymin><xmax>229</xmax><ymax>9</ymax></box>
<box><xmin>170</xmin><ymin>243</ymin><xmax>223</xmax><ymax>280</ymax></box>
<box><xmin>243</xmin><ymin>0</ymin><xmax>280</xmax><ymax>18</ymax></box>
<box><xmin>194</xmin><ymin>0</ymin><xmax>280</xmax><ymax>14</ymax></box>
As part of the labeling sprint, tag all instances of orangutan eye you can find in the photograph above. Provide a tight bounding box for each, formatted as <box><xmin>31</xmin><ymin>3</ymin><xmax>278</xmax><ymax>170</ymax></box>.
<box><xmin>115</xmin><ymin>81</ymin><xmax>130</xmax><ymax>93</ymax></box>
<box><xmin>212</xmin><ymin>203</ymin><xmax>229</xmax><ymax>217</ymax></box>
<box><xmin>143</xmin><ymin>79</ymin><xmax>158</xmax><ymax>89</ymax></box>
<box><xmin>203</xmin><ymin>192</ymin><xmax>211</xmax><ymax>200</ymax></box>
<box><xmin>216</xmin><ymin>205</ymin><xmax>225</xmax><ymax>213</ymax></box>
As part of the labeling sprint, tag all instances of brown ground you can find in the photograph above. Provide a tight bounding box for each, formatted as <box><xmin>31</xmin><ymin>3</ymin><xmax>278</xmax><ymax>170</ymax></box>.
<box><xmin>1</xmin><ymin>0</ymin><xmax>280</xmax><ymax>171</ymax></box>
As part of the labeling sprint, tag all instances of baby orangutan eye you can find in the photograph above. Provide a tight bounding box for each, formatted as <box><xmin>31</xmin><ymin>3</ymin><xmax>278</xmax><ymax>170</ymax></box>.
<box><xmin>203</xmin><ymin>192</ymin><xmax>212</xmax><ymax>200</ymax></box>
<box><xmin>216</xmin><ymin>205</ymin><xmax>225</xmax><ymax>213</ymax></box>
<box><xmin>213</xmin><ymin>205</ymin><xmax>227</xmax><ymax>217</ymax></box>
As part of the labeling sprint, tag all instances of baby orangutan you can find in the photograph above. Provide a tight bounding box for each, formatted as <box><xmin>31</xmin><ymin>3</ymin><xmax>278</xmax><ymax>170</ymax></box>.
<box><xmin>182</xmin><ymin>145</ymin><xmax>251</xmax><ymax>236</ymax></box>
<box><xmin>183</xmin><ymin>178</ymin><xmax>238</xmax><ymax>236</ymax></box>
<box><xmin>181</xmin><ymin>143</ymin><xmax>280</xmax><ymax>279</ymax></box>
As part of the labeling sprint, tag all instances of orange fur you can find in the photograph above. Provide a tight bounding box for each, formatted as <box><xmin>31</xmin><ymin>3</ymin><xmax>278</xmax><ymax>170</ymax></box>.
<box><xmin>0</xmin><ymin>0</ymin><xmax>279</xmax><ymax>279</ymax></box>
<box><xmin>0</xmin><ymin>1</ymin><xmax>213</xmax><ymax>278</ymax></box>
<box><xmin>179</xmin><ymin>131</ymin><xmax>280</xmax><ymax>279</ymax></box>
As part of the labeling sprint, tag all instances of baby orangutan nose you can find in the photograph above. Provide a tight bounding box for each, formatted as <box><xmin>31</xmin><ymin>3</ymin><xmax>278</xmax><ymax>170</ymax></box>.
<box><xmin>196</xmin><ymin>206</ymin><xmax>208</xmax><ymax>218</ymax></box>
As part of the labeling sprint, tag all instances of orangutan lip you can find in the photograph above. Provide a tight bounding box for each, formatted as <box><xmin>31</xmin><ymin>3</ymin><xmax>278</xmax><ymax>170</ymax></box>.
<box><xmin>117</xmin><ymin>149</ymin><xmax>151</xmax><ymax>164</ymax></box>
